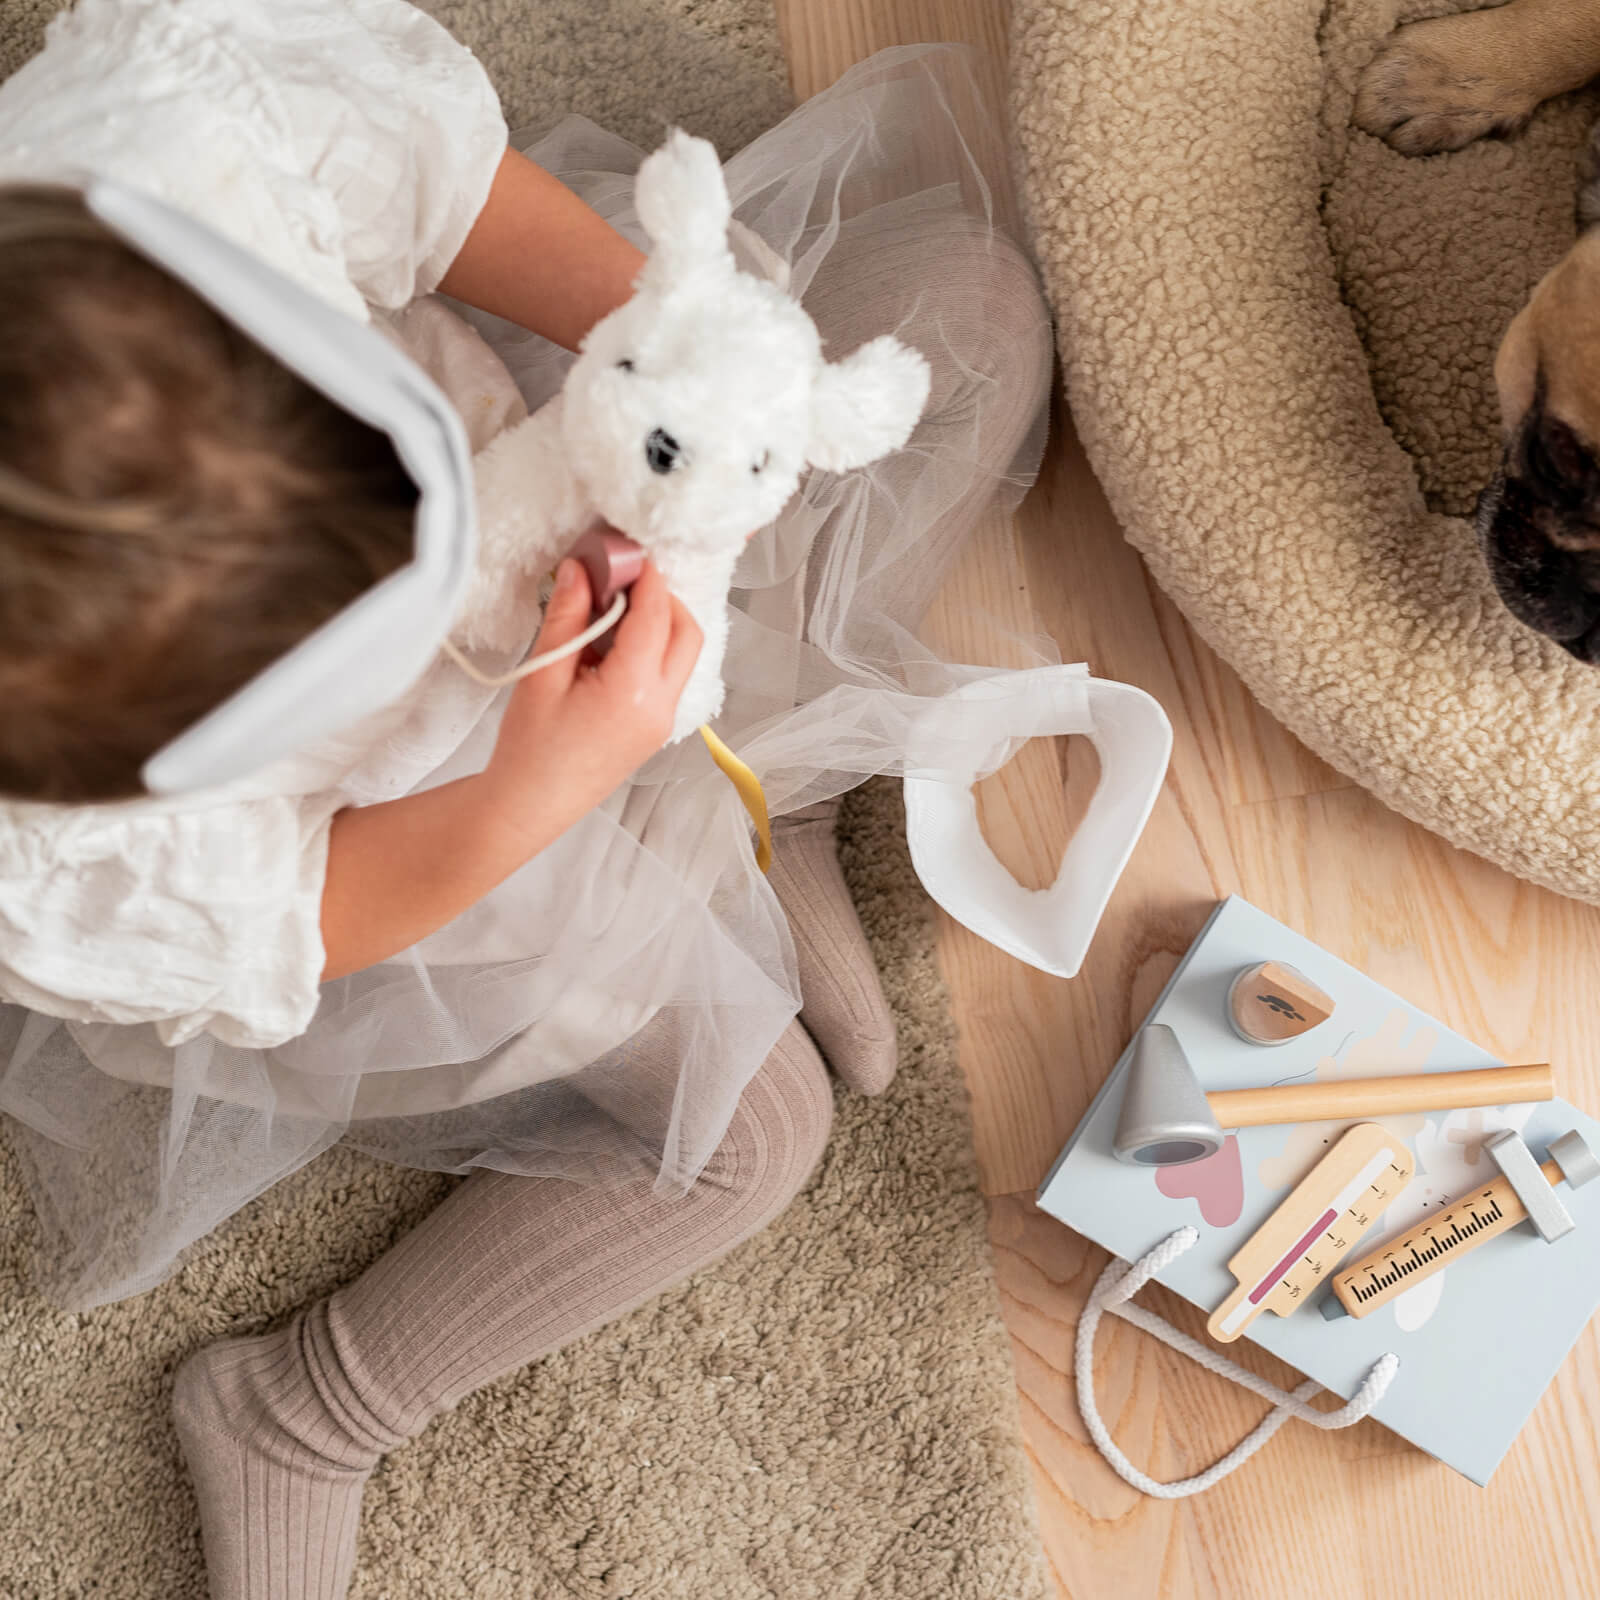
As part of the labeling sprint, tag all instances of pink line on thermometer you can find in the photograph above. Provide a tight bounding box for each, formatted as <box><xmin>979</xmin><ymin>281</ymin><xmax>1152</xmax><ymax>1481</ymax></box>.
<box><xmin>1249</xmin><ymin>1208</ymin><xmax>1337</xmax><ymax>1304</ymax></box>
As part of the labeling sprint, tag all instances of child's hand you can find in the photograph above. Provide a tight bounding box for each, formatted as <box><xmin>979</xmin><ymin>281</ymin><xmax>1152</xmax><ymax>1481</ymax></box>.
<box><xmin>480</xmin><ymin>557</ymin><xmax>702</xmax><ymax>846</ymax></box>
<box><xmin>322</xmin><ymin>559</ymin><xmax>699</xmax><ymax>978</ymax></box>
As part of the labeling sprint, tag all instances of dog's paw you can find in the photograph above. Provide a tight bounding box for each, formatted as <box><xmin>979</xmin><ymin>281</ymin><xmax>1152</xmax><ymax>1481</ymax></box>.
<box><xmin>1354</xmin><ymin>13</ymin><xmax>1540</xmax><ymax>156</ymax></box>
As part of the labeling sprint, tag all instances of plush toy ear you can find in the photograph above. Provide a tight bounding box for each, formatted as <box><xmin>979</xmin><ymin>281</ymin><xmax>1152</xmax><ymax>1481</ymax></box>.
<box><xmin>806</xmin><ymin>336</ymin><xmax>932</xmax><ymax>472</ymax></box>
<box><xmin>634</xmin><ymin>129</ymin><xmax>734</xmax><ymax>277</ymax></box>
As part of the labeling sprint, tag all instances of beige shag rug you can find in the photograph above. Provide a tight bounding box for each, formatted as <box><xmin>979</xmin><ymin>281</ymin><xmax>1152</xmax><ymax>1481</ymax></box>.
<box><xmin>1013</xmin><ymin>0</ymin><xmax>1600</xmax><ymax>903</ymax></box>
<box><xmin>0</xmin><ymin>4</ymin><xmax>1049</xmax><ymax>1595</ymax></box>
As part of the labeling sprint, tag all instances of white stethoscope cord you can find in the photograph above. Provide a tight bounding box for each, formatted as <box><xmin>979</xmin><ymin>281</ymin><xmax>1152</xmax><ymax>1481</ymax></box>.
<box><xmin>441</xmin><ymin>593</ymin><xmax>628</xmax><ymax>688</ymax></box>
<box><xmin>440</xmin><ymin>587</ymin><xmax>776</xmax><ymax>875</ymax></box>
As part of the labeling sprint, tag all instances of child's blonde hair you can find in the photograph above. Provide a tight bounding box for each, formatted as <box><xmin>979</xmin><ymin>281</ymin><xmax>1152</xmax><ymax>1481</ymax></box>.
<box><xmin>0</xmin><ymin>185</ymin><xmax>418</xmax><ymax>803</ymax></box>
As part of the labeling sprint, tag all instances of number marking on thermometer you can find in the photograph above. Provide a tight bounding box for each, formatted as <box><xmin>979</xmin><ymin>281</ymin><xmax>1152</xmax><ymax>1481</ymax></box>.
<box><xmin>1207</xmin><ymin>1123</ymin><xmax>1415</xmax><ymax>1343</ymax></box>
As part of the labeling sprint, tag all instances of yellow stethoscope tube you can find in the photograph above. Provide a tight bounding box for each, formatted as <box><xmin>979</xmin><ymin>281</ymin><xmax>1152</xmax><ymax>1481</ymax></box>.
<box><xmin>697</xmin><ymin>723</ymin><xmax>772</xmax><ymax>874</ymax></box>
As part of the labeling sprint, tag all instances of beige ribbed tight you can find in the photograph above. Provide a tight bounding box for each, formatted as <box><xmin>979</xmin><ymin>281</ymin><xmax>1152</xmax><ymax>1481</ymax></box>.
<box><xmin>173</xmin><ymin>1020</ymin><xmax>832</xmax><ymax>1600</ymax></box>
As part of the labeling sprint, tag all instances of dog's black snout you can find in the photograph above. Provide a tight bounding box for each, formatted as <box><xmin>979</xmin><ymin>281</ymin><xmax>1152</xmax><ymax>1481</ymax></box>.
<box><xmin>645</xmin><ymin>429</ymin><xmax>682</xmax><ymax>475</ymax></box>
<box><xmin>1477</xmin><ymin>459</ymin><xmax>1600</xmax><ymax>656</ymax></box>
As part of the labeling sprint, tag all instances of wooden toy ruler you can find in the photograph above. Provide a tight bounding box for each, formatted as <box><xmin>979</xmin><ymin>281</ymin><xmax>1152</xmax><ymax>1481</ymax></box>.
<box><xmin>1208</xmin><ymin>1122</ymin><xmax>1415</xmax><ymax>1342</ymax></box>
<box><xmin>1331</xmin><ymin>1155</ymin><xmax>1564</xmax><ymax>1318</ymax></box>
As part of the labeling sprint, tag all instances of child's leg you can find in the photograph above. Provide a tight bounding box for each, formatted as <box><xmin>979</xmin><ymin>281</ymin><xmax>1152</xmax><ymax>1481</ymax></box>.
<box><xmin>769</xmin><ymin>798</ymin><xmax>898</xmax><ymax>1095</ymax></box>
<box><xmin>173</xmin><ymin>1021</ymin><xmax>832</xmax><ymax>1600</ymax></box>
<box><xmin>767</xmin><ymin>218</ymin><xmax>1053</xmax><ymax>1094</ymax></box>
<box><xmin>798</xmin><ymin>215</ymin><xmax>1055</xmax><ymax>625</ymax></box>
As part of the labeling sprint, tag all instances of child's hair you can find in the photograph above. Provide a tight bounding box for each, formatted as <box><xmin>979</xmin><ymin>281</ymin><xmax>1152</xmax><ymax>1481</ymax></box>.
<box><xmin>0</xmin><ymin>185</ymin><xmax>420</xmax><ymax>804</ymax></box>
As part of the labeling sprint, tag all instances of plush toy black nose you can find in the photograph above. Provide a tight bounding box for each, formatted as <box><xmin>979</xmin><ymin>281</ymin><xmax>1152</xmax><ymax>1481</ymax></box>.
<box><xmin>645</xmin><ymin>429</ymin><xmax>682</xmax><ymax>474</ymax></box>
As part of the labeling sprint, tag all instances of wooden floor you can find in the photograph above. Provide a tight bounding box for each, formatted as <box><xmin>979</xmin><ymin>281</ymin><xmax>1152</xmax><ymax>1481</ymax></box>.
<box><xmin>773</xmin><ymin>3</ymin><xmax>1600</xmax><ymax>1596</ymax></box>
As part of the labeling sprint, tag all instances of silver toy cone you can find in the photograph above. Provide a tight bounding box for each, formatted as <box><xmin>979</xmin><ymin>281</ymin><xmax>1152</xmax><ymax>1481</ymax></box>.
<box><xmin>1111</xmin><ymin>1023</ymin><xmax>1222</xmax><ymax>1166</ymax></box>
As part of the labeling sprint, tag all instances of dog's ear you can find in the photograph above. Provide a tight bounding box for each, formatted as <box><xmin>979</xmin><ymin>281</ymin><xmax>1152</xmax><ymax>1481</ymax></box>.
<box><xmin>806</xmin><ymin>336</ymin><xmax>931</xmax><ymax>472</ymax></box>
<box><xmin>634</xmin><ymin>130</ymin><xmax>733</xmax><ymax>280</ymax></box>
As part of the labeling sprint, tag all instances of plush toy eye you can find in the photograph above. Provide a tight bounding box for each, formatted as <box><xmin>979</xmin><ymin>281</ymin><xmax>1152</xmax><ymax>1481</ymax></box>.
<box><xmin>616</xmin><ymin>359</ymin><xmax>635</xmax><ymax>373</ymax></box>
<box><xmin>751</xmin><ymin>451</ymin><xmax>769</xmax><ymax>476</ymax></box>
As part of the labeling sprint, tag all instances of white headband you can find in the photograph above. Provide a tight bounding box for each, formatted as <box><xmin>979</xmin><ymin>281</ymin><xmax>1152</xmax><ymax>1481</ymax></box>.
<box><xmin>82</xmin><ymin>180</ymin><xmax>477</xmax><ymax>795</ymax></box>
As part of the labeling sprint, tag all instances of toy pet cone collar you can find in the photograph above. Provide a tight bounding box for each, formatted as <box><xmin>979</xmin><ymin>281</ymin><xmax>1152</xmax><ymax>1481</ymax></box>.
<box><xmin>82</xmin><ymin>180</ymin><xmax>477</xmax><ymax>795</ymax></box>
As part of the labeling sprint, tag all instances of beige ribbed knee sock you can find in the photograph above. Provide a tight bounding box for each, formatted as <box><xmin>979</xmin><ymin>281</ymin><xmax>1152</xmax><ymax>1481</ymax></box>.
<box><xmin>172</xmin><ymin>1311</ymin><xmax>385</xmax><ymax>1600</ymax></box>
<box><xmin>768</xmin><ymin>800</ymin><xmax>898</xmax><ymax>1096</ymax></box>
<box><xmin>173</xmin><ymin>1021</ymin><xmax>832</xmax><ymax>1600</ymax></box>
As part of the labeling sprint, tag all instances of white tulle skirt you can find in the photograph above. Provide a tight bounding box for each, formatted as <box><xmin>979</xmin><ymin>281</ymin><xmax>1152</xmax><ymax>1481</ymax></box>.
<box><xmin>0</xmin><ymin>45</ymin><xmax>1057</xmax><ymax>1307</ymax></box>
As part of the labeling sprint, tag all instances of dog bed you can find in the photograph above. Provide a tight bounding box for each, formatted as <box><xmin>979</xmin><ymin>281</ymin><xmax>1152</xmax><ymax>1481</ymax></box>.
<box><xmin>1013</xmin><ymin>0</ymin><xmax>1600</xmax><ymax>902</ymax></box>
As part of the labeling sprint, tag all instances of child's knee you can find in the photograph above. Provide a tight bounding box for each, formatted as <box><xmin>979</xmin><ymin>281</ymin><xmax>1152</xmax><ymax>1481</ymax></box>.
<box><xmin>941</xmin><ymin>229</ymin><xmax>1055</xmax><ymax>429</ymax></box>
<box><xmin>706</xmin><ymin>1021</ymin><xmax>833</xmax><ymax>1234</ymax></box>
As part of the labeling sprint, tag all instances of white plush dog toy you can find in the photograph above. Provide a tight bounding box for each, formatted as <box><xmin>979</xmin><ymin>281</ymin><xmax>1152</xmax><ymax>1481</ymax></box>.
<box><xmin>464</xmin><ymin>129</ymin><xmax>932</xmax><ymax>740</ymax></box>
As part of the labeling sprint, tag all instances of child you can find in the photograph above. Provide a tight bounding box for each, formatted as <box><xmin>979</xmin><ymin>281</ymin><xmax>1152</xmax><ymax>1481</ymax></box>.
<box><xmin>0</xmin><ymin>2</ymin><xmax>1053</xmax><ymax>1594</ymax></box>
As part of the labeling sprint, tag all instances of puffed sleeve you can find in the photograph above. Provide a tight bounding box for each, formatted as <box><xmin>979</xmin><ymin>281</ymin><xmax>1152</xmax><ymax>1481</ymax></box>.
<box><xmin>0</xmin><ymin>793</ymin><xmax>342</xmax><ymax>1051</ymax></box>
<box><xmin>266</xmin><ymin>0</ymin><xmax>510</xmax><ymax>306</ymax></box>
<box><xmin>0</xmin><ymin>0</ymin><xmax>507</xmax><ymax>314</ymax></box>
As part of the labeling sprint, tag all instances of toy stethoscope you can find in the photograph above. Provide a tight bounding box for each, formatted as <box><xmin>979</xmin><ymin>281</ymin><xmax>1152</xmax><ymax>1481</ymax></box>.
<box><xmin>93</xmin><ymin>179</ymin><xmax>1171</xmax><ymax>970</ymax></box>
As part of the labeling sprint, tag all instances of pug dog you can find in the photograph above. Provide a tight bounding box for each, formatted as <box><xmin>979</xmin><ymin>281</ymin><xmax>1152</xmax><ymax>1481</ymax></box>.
<box><xmin>1356</xmin><ymin>0</ymin><xmax>1600</xmax><ymax>660</ymax></box>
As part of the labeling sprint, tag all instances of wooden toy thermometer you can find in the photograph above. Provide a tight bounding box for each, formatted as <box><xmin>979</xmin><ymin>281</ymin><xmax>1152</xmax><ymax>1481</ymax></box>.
<box><xmin>1207</xmin><ymin>1123</ymin><xmax>1415</xmax><ymax>1342</ymax></box>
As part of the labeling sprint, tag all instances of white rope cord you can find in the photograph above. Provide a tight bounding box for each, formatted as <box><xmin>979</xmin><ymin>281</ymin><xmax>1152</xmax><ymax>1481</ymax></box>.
<box><xmin>1075</xmin><ymin>1226</ymin><xmax>1400</xmax><ymax>1498</ymax></box>
<box><xmin>441</xmin><ymin>593</ymin><xmax>628</xmax><ymax>688</ymax></box>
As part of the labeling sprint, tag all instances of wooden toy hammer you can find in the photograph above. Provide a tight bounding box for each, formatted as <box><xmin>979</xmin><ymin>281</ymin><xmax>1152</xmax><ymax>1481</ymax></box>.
<box><xmin>1111</xmin><ymin>1024</ymin><xmax>1554</xmax><ymax>1167</ymax></box>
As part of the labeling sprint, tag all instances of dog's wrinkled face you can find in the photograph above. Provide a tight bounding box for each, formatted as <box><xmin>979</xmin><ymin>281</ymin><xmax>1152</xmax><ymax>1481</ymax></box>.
<box><xmin>1477</xmin><ymin>228</ymin><xmax>1600</xmax><ymax>660</ymax></box>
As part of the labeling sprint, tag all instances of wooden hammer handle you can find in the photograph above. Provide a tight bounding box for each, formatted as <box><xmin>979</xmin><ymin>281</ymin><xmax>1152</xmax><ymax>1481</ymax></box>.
<box><xmin>1206</xmin><ymin>1063</ymin><xmax>1553</xmax><ymax>1130</ymax></box>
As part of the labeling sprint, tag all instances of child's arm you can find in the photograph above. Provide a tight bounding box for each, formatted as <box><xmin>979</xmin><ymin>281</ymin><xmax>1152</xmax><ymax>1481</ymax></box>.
<box><xmin>321</xmin><ymin>152</ymin><xmax>673</xmax><ymax>977</ymax></box>
<box><xmin>319</xmin><ymin>558</ymin><xmax>700</xmax><ymax>980</ymax></box>
<box><xmin>436</xmin><ymin>149</ymin><xmax>647</xmax><ymax>352</ymax></box>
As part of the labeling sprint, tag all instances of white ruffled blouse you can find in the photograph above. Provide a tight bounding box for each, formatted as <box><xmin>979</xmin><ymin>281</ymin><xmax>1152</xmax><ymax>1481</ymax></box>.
<box><xmin>0</xmin><ymin>0</ymin><xmax>536</xmax><ymax>1051</ymax></box>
